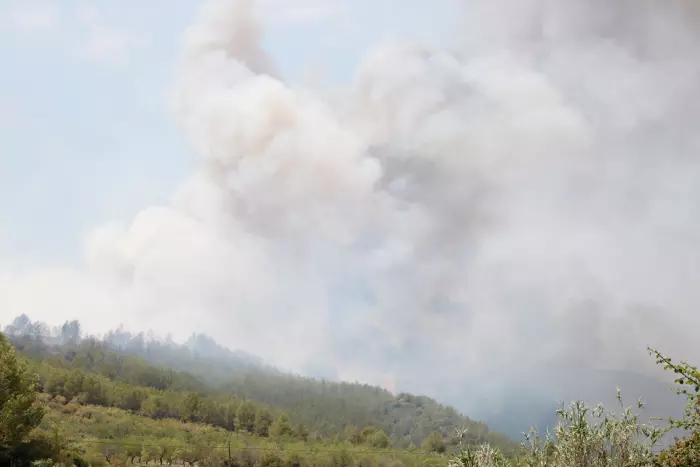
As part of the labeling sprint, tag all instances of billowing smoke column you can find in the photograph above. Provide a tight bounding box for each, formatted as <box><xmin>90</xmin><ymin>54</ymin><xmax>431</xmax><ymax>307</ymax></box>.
<box><xmin>5</xmin><ymin>0</ymin><xmax>700</xmax><ymax>421</ymax></box>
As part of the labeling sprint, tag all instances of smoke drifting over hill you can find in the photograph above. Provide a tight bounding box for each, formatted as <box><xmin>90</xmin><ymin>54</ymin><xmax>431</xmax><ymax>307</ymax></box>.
<box><xmin>3</xmin><ymin>0</ymin><xmax>700</xmax><ymax>416</ymax></box>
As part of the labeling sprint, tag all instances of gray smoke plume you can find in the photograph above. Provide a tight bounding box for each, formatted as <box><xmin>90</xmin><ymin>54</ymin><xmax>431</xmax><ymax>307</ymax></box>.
<box><xmin>3</xmin><ymin>0</ymin><xmax>700</xmax><ymax>425</ymax></box>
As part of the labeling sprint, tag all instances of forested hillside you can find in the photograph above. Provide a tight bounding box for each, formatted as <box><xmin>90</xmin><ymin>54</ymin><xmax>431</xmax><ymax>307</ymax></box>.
<box><xmin>3</xmin><ymin>314</ymin><xmax>516</xmax><ymax>453</ymax></box>
<box><xmin>3</xmin><ymin>317</ymin><xmax>699</xmax><ymax>466</ymax></box>
<box><xmin>33</xmin><ymin>395</ymin><xmax>447</xmax><ymax>467</ymax></box>
<box><xmin>2</xmin><ymin>330</ymin><xmax>459</xmax><ymax>467</ymax></box>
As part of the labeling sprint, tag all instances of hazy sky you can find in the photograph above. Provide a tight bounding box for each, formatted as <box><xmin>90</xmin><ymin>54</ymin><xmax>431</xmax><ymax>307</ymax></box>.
<box><xmin>0</xmin><ymin>0</ymin><xmax>455</xmax><ymax>266</ymax></box>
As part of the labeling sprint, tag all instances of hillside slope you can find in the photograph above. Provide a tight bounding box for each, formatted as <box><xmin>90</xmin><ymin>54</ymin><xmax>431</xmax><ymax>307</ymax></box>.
<box><xmin>4</xmin><ymin>314</ymin><xmax>517</xmax><ymax>453</ymax></box>
<box><xmin>34</xmin><ymin>394</ymin><xmax>447</xmax><ymax>467</ymax></box>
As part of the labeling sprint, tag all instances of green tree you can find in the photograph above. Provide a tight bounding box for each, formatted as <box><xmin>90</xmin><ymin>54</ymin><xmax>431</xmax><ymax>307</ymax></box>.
<box><xmin>294</xmin><ymin>423</ymin><xmax>309</xmax><ymax>442</ymax></box>
<box><xmin>0</xmin><ymin>332</ymin><xmax>45</xmax><ymax>457</ymax></box>
<box><xmin>236</xmin><ymin>401</ymin><xmax>257</xmax><ymax>433</ymax></box>
<box><xmin>255</xmin><ymin>408</ymin><xmax>273</xmax><ymax>437</ymax></box>
<box><xmin>345</xmin><ymin>425</ymin><xmax>363</xmax><ymax>445</ymax></box>
<box><xmin>198</xmin><ymin>397</ymin><xmax>224</xmax><ymax>426</ymax></box>
<box><xmin>181</xmin><ymin>392</ymin><xmax>200</xmax><ymax>422</ymax></box>
<box><xmin>369</xmin><ymin>429</ymin><xmax>390</xmax><ymax>448</ymax></box>
<box><xmin>422</xmin><ymin>431</ymin><xmax>445</xmax><ymax>453</ymax></box>
<box><xmin>142</xmin><ymin>394</ymin><xmax>167</xmax><ymax>419</ymax></box>
<box><xmin>270</xmin><ymin>413</ymin><xmax>292</xmax><ymax>438</ymax></box>
<box><xmin>114</xmin><ymin>386</ymin><xmax>144</xmax><ymax>412</ymax></box>
<box><xmin>361</xmin><ymin>425</ymin><xmax>378</xmax><ymax>441</ymax></box>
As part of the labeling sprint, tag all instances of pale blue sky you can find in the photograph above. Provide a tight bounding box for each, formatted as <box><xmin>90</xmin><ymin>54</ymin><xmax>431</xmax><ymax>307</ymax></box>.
<box><xmin>0</xmin><ymin>0</ymin><xmax>456</xmax><ymax>268</ymax></box>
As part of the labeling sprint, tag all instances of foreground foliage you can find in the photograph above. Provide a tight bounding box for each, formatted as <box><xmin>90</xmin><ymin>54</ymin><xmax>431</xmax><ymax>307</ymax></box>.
<box><xmin>449</xmin><ymin>394</ymin><xmax>663</xmax><ymax>467</ymax></box>
<box><xmin>445</xmin><ymin>348</ymin><xmax>700</xmax><ymax>467</ymax></box>
<box><xmin>0</xmin><ymin>332</ymin><xmax>45</xmax><ymax>464</ymax></box>
<box><xmin>649</xmin><ymin>347</ymin><xmax>700</xmax><ymax>467</ymax></box>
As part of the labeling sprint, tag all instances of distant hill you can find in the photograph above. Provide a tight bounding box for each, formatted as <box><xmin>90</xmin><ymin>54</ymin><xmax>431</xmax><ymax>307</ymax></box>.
<box><xmin>3</xmin><ymin>314</ymin><xmax>518</xmax><ymax>454</ymax></box>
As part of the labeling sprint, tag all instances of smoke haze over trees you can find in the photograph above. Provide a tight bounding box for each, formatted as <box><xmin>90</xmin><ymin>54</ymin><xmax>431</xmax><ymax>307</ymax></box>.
<box><xmin>3</xmin><ymin>314</ymin><xmax>517</xmax><ymax>452</ymax></box>
<box><xmin>1</xmin><ymin>0</ymin><xmax>700</xmax><ymax>433</ymax></box>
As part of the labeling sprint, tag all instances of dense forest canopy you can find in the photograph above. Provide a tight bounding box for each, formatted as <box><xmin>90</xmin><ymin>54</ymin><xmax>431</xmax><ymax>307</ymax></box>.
<box><xmin>3</xmin><ymin>314</ymin><xmax>515</xmax><ymax>453</ymax></box>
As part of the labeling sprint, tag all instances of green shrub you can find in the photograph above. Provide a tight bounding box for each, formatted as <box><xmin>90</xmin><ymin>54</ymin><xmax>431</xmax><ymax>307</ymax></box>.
<box><xmin>655</xmin><ymin>431</ymin><xmax>700</xmax><ymax>466</ymax></box>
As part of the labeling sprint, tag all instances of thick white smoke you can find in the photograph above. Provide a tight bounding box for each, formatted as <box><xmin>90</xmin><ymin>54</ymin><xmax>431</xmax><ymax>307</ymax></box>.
<box><xmin>3</xmin><ymin>0</ymin><xmax>700</xmax><ymax>420</ymax></box>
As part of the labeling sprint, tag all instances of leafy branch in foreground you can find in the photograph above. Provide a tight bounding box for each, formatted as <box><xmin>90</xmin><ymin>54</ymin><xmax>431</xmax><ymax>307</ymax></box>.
<box><xmin>648</xmin><ymin>347</ymin><xmax>700</xmax><ymax>433</ymax></box>
<box><xmin>446</xmin><ymin>347</ymin><xmax>700</xmax><ymax>467</ymax></box>
<box><xmin>647</xmin><ymin>347</ymin><xmax>700</xmax><ymax>466</ymax></box>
